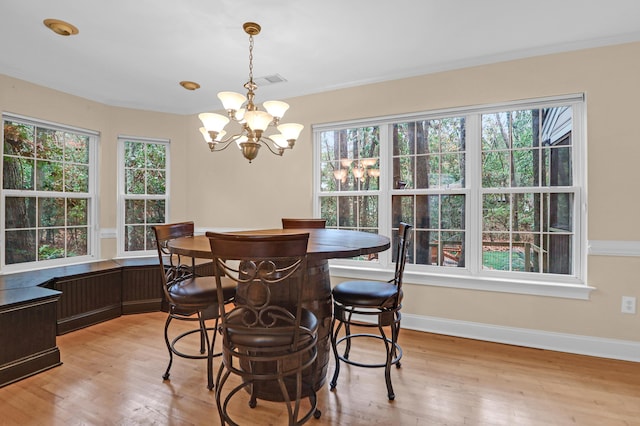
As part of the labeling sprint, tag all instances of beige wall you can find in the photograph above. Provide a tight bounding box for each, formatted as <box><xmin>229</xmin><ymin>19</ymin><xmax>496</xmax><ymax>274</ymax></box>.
<box><xmin>2</xmin><ymin>42</ymin><xmax>639</xmax><ymax>343</ymax></box>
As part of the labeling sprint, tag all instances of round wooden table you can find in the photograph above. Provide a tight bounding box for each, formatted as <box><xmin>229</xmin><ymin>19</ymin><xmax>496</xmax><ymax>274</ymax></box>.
<box><xmin>168</xmin><ymin>228</ymin><xmax>390</xmax><ymax>396</ymax></box>
<box><xmin>168</xmin><ymin>228</ymin><xmax>390</xmax><ymax>262</ymax></box>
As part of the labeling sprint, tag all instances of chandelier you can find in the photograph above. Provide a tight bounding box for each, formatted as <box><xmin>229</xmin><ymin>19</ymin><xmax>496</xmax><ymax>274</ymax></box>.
<box><xmin>198</xmin><ymin>22</ymin><xmax>303</xmax><ymax>163</ymax></box>
<box><xmin>333</xmin><ymin>158</ymin><xmax>380</xmax><ymax>183</ymax></box>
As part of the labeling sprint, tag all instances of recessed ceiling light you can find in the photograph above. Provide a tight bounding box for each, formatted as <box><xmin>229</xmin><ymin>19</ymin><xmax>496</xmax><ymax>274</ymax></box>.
<box><xmin>180</xmin><ymin>81</ymin><xmax>200</xmax><ymax>91</ymax></box>
<box><xmin>43</xmin><ymin>18</ymin><xmax>79</xmax><ymax>36</ymax></box>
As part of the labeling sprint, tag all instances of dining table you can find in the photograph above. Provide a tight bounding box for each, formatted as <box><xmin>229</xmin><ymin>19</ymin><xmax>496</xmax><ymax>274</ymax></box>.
<box><xmin>167</xmin><ymin>227</ymin><xmax>390</xmax><ymax>397</ymax></box>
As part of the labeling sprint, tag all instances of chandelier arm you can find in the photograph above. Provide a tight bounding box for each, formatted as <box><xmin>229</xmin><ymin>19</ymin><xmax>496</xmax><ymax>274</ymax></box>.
<box><xmin>206</xmin><ymin>139</ymin><xmax>237</xmax><ymax>152</ymax></box>
<box><xmin>262</xmin><ymin>134</ymin><xmax>292</xmax><ymax>147</ymax></box>
<box><xmin>259</xmin><ymin>137</ymin><xmax>286</xmax><ymax>156</ymax></box>
<box><xmin>216</xmin><ymin>133</ymin><xmax>245</xmax><ymax>145</ymax></box>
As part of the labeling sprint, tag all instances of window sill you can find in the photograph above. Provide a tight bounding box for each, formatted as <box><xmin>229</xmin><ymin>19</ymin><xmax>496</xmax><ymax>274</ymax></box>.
<box><xmin>328</xmin><ymin>263</ymin><xmax>594</xmax><ymax>300</ymax></box>
<box><xmin>0</xmin><ymin>255</ymin><xmax>100</xmax><ymax>276</ymax></box>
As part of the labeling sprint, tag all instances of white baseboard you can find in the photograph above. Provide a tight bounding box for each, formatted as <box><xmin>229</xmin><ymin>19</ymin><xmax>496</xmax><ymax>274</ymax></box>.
<box><xmin>400</xmin><ymin>313</ymin><xmax>640</xmax><ymax>363</ymax></box>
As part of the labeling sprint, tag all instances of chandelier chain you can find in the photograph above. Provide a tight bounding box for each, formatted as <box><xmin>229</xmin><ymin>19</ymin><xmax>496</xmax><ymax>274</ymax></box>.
<box><xmin>248</xmin><ymin>34</ymin><xmax>254</xmax><ymax>84</ymax></box>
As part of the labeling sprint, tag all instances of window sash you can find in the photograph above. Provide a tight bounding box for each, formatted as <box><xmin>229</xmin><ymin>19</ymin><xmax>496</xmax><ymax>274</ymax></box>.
<box><xmin>117</xmin><ymin>136</ymin><xmax>169</xmax><ymax>256</ymax></box>
<box><xmin>1</xmin><ymin>114</ymin><xmax>98</xmax><ymax>271</ymax></box>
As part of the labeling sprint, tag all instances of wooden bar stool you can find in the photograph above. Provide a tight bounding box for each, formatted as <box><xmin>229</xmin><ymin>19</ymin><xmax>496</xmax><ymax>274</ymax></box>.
<box><xmin>207</xmin><ymin>231</ymin><xmax>321</xmax><ymax>425</ymax></box>
<box><xmin>152</xmin><ymin>222</ymin><xmax>235</xmax><ymax>390</ymax></box>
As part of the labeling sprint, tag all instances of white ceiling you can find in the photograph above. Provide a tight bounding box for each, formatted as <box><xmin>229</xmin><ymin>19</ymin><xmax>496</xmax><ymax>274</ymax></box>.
<box><xmin>2</xmin><ymin>0</ymin><xmax>640</xmax><ymax>115</ymax></box>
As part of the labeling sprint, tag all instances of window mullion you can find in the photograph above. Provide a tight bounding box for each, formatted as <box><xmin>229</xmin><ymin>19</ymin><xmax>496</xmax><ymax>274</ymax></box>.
<box><xmin>466</xmin><ymin>114</ymin><xmax>482</xmax><ymax>275</ymax></box>
<box><xmin>379</xmin><ymin>124</ymin><xmax>391</xmax><ymax>267</ymax></box>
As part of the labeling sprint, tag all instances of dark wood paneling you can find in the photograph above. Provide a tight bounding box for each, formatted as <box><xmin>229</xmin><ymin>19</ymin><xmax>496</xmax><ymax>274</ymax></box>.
<box><xmin>0</xmin><ymin>294</ymin><xmax>61</xmax><ymax>387</ymax></box>
<box><xmin>53</xmin><ymin>270</ymin><xmax>122</xmax><ymax>334</ymax></box>
<box><xmin>121</xmin><ymin>265</ymin><xmax>163</xmax><ymax>314</ymax></box>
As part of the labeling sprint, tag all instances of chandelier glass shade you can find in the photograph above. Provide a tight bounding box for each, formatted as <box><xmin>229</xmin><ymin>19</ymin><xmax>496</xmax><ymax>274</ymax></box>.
<box><xmin>333</xmin><ymin>158</ymin><xmax>380</xmax><ymax>183</ymax></box>
<box><xmin>198</xmin><ymin>22</ymin><xmax>303</xmax><ymax>163</ymax></box>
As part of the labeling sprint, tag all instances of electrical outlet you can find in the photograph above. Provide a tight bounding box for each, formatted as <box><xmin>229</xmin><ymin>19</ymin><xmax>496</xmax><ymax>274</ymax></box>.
<box><xmin>621</xmin><ymin>296</ymin><xmax>636</xmax><ymax>314</ymax></box>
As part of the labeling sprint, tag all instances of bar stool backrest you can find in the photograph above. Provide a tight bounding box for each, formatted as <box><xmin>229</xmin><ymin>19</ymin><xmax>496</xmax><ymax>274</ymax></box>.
<box><xmin>206</xmin><ymin>232</ymin><xmax>313</xmax><ymax>345</ymax></box>
<box><xmin>152</xmin><ymin>221</ymin><xmax>196</xmax><ymax>306</ymax></box>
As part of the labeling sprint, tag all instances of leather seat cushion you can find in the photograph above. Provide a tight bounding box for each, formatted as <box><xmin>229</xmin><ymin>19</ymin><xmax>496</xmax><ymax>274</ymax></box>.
<box><xmin>168</xmin><ymin>275</ymin><xmax>236</xmax><ymax>308</ymax></box>
<box><xmin>225</xmin><ymin>308</ymin><xmax>318</xmax><ymax>348</ymax></box>
<box><xmin>332</xmin><ymin>280</ymin><xmax>400</xmax><ymax>308</ymax></box>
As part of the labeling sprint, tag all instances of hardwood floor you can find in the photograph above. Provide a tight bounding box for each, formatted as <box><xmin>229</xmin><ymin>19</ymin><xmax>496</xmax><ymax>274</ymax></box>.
<box><xmin>1</xmin><ymin>312</ymin><xmax>639</xmax><ymax>425</ymax></box>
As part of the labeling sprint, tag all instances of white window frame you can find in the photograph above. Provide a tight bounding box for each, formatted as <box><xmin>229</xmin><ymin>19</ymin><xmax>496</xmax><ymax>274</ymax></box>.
<box><xmin>313</xmin><ymin>94</ymin><xmax>591</xmax><ymax>299</ymax></box>
<box><xmin>1</xmin><ymin>113</ymin><xmax>99</xmax><ymax>273</ymax></box>
<box><xmin>116</xmin><ymin>135</ymin><xmax>170</xmax><ymax>258</ymax></box>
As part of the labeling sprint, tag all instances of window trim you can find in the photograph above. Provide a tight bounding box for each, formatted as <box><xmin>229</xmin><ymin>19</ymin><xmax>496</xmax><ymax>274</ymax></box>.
<box><xmin>313</xmin><ymin>94</ymin><xmax>591</xmax><ymax>299</ymax></box>
<box><xmin>1</xmin><ymin>113</ymin><xmax>99</xmax><ymax>273</ymax></box>
<box><xmin>116</xmin><ymin>135</ymin><xmax>170</xmax><ymax>257</ymax></box>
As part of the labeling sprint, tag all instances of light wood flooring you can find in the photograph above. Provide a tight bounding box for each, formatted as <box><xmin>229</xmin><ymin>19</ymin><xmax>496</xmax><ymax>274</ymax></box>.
<box><xmin>1</xmin><ymin>311</ymin><xmax>639</xmax><ymax>425</ymax></box>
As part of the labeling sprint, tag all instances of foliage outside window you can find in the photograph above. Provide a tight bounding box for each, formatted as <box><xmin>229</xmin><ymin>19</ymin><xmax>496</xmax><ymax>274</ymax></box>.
<box><xmin>118</xmin><ymin>137</ymin><xmax>168</xmax><ymax>254</ymax></box>
<box><xmin>391</xmin><ymin>118</ymin><xmax>466</xmax><ymax>266</ymax></box>
<box><xmin>2</xmin><ymin>115</ymin><xmax>96</xmax><ymax>268</ymax></box>
<box><xmin>481</xmin><ymin>107</ymin><xmax>575</xmax><ymax>274</ymax></box>
<box><xmin>314</xmin><ymin>96</ymin><xmax>584</xmax><ymax>286</ymax></box>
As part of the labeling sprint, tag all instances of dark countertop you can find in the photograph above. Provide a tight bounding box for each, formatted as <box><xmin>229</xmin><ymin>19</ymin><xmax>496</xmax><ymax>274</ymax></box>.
<box><xmin>0</xmin><ymin>260</ymin><xmax>122</xmax><ymax>291</ymax></box>
<box><xmin>0</xmin><ymin>285</ymin><xmax>61</xmax><ymax>309</ymax></box>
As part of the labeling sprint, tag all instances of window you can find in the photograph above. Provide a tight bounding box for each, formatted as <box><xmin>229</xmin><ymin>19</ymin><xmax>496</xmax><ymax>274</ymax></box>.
<box><xmin>391</xmin><ymin>117</ymin><xmax>466</xmax><ymax>267</ymax></box>
<box><xmin>1</xmin><ymin>114</ymin><xmax>97</xmax><ymax>270</ymax></box>
<box><xmin>117</xmin><ymin>136</ymin><xmax>169</xmax><ymax>255</ymax></box>
<box><xmin>480</xmin><ymin>107</ymin><xmax>576</xmax><ymax>274</ymax></box>
<box><xmin>314</xmin><ymin>95</ymin><xmax>586</xmax><ymax>294</ymax></box>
